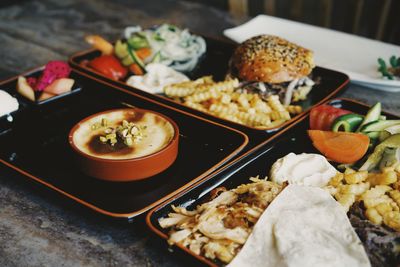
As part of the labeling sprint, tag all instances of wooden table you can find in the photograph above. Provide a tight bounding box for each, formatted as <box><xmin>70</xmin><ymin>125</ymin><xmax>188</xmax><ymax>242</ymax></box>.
<box><xmin>0</xmin><ymin>1</ymin><xmax>399</xmax><ymax>266</ymax></box>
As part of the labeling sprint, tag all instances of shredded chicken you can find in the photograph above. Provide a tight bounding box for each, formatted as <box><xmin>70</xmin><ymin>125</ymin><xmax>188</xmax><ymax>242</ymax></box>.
<box><xmin>158</xmin><ymin>176</ymin><xmax>283</xmax><ymax>263</ymax></box>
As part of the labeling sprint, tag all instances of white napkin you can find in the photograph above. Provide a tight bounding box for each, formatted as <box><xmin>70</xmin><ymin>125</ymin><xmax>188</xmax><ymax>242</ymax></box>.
<box><xmin>224</xmin><ymin>15</ymin><xmax>400</xmax><ymax>92</ymax></box>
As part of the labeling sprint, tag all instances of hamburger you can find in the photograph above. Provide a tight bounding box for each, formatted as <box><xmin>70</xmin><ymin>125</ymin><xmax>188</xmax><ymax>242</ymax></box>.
<box><xmin>228</xmin><ymin>35</ymin><xmax>316</xmax><ymax>105</ymax></box>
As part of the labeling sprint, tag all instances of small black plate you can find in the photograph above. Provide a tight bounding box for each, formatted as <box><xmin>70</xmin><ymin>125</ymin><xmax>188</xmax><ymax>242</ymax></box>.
<box><xmin>0</xmin><ymin>68</ymin><xmax>248</xmax><ymax>220</ymax></box>
<box><xmin>146</xmin><ymin>98</ymin><xmax>399</xmax><ymax>266</ymax></box>
<box><xmin>1</xmin><ymin>67</ymin><xmax>81</xmax><ymax>134</ymax></box>
<box><xmin>69</xmin><ymin>36</ymin><xmax>349</xmax><ymax>148</ymax></box>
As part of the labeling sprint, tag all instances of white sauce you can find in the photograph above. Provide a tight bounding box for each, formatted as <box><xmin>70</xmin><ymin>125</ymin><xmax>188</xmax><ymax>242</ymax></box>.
<box><xmin>126</xmin><ymin>63</ymin><xmax>189</xmax><ymax>94</ymax></box>
<box><xmin>270</xmin><ymin>153</ymin><xmax>337</xmax><ymax>187</ymax></box>
<box><xmin>228</xmin><ymin>185</ymin><xmax>370</xmax><ymax>267</ymax></box>
<box><xmin>0</xmin><ymin>90</ymin><xmax>19</xmax><ymax>117</ymax></box>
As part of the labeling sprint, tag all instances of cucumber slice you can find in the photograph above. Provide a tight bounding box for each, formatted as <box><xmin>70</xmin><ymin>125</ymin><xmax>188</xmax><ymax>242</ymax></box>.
<box><xmin>114</xmin><ymin>40</ymin><xmax>128</xmax><ymax>59</ymax></box>
<box><xmin>121</xmin><ymin>55</ymin><xmax>134</xmax><ymax>66</ymax></box>
<box><xmin>367</xmin><ymin>131</ymin><xmax>380</xmax><ymax>139</ymax></box>
<box><xmin>332</xmin><ymin>114</ymin><xmax>364</xmax><ymax>132</ymax></box>
<box><xmin>356</xmin><ymin>102</ymin><xmax>381</xmax><ymax>132</ymax></box>
<box><xmin>127</xmin><ymin>36</ymin><xmax>149</xmax><ymax>50</ymax></box>
<box><xmin>151</xmin><ymin>51</ymin><xmax>162</xmax><ymax>63</ymax></box>
<box><xmin>127</xmin><ymin>42</ymin><xmax>145</xmax><ymax>69</ymax></box>
<box><xmin>360</xmin><ymin>120</ymin><xmax>400</xmax><ymax>132</ymax></box>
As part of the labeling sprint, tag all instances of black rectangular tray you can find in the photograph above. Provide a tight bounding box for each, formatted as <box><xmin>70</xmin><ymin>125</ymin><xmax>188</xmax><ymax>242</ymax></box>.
<box><xmin>69</xmin><ymin>36</ymin><xmax>349</xmax><ymax>144</ymax></box>
<box><xmin>146</xmin><ymin>98</ymin><xmax>398</xmax><ymax>266</ymax></box>
<box><xmin>0</xmin><ymin>67</ymin><xmax>248</xmax><ymax>220</ymax></box>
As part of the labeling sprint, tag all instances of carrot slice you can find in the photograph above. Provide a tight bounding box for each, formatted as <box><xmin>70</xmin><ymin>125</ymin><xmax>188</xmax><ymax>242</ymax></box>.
<box><xmin>129</xmin><ymin>63</ymin><xmax>144</xmax><ymax>75</ymax></box>
<box><xmin>308</xmin><ymin>130</ymin><xmax>370</xmax><ymax>163</ymax></box>
<box><xmin>135</xmin><ymin>47</ymin><xmax>152</xmax><ymax>60</ymax></box>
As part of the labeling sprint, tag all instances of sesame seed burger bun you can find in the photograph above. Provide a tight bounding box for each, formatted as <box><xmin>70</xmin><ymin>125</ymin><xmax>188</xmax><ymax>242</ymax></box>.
<box><xmin>230</xmin><ymin>35</ymin><xmax>315</xmax><ymax>84</ymax></box>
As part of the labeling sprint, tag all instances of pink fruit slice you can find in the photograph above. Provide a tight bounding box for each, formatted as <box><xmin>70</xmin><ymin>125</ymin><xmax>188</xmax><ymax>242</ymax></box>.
<box><xmin>44</xmin><ymin>78</ymin><xmax>74</xmax><ymax>95</ymax></box>
<box><xmin>27</xmin><ymin>77</ymin><xmax>37</xmax><ymax>88</ymax></box>
<box><xmin>17</xmin><ymin>76</ymin><xmax>35</xmax><ymax>101</ymax></box>
<box><xmin>38</xmin><ymin>92</ymin><xmax>56</xmax><ymax>101</ymax></box>
<box><xmin>35</xmin><ymin>61</ymin><xmax>71</xmax><ymax>91</ymax></box>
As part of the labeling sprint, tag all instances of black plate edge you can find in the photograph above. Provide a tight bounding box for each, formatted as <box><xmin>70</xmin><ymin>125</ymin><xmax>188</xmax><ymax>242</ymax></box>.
<box><xmin>144</xmin><ymin>97</ymin><xmax>400</xmax><ymax>266</ymax></box>
<box><xmin>68</xmin><ymin>36</ymin><xmax>350</xmax><ymax>134</ymax></box>
<box><xmin>0</xmin><ymin>66</ymin><xmax>250</xmax><ymax>221</ymax></box>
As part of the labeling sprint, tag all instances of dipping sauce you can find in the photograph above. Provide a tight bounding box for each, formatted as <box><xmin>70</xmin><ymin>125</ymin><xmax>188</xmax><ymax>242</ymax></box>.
<box><xmin>72</xmin><ymin>109</ymin><xmax>175</xmax><ymax>160</ymax></box>
<box><xmin>270</xmin><ymin>152</ymin><xmax>337</xmax><ymax>187</ymax></box>
<box><xmin>126</xmin><ymin>63</ymin><xmax>189</xmax><ymax>94</ymax></box>
<box><xmin>0</xmin><ymin>90</ymin><xmax>19</xmax><ymax>117</ymax></box>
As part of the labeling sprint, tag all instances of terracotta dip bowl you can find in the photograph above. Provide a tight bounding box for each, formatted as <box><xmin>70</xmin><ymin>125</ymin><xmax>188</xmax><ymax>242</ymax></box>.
<box><xmin>68</xmin><ymin>108</ymin><xmax>179</xmax><ymax>182</ymax></box>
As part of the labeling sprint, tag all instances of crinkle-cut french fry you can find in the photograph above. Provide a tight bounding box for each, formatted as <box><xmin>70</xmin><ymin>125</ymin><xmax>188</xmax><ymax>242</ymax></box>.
<box><xmin>237</xmin><ymin>94</ymin><xmax>250</xmax><ymax>109</ymax></box>
<box><xmin>176</xmin><ymin>76</ymin><xmax>214</xmax><ymax>89</ymax></box>
<box><xmin>394</xmin><ymin>162</ymin><xmax>400</xmax><ymax>173</ymax></box>
<box><xmin>259</xmin><ymin>119</ymin><xmax>286</xmax><ymax>128</ymax></box>
<box><xmin>363</xmin><ymin>195</ymin><xmax>392</xmax><ymax>209</ymax></box>
<box><xmin>383</xmin><ymin>211</ymin><xmax>400</xmax><ymax>231</ymax></box>
<box><xmin>251</xmin><ymin>98</ymin><xmax>272</xmax><ymax>113</ymax></box>
<box><xmin>235</xmin><ymin>111</ymin><xmax>271</xmax><ymax>127</ymax></box>
<box><xmin>361</xmin><ymin>185</ymin><xmax>392</xmax><ymax>200</ymax></box>
<box><xmin>194</xmin><ymin>76</ymin><xmax>214</xmax><ymax>85</ymax></box>
<box><xmin>368</xmin><ymin>171</ymin><xmax>397</xmax><ymax>186</ymax></box>
<box><xmin>209</xmin><ymin>103</ymin><xmax>239</xmax><ymax>116</ymax></box>
<box><xmin>166</xmin><ymin>76</ymin><xmax>294</xmax><ymax>129</ymax></box>
<box><xmin>393</xmin><ymin>180</ymin><xmax>400</xmax><ymax>191</ymax></box>
<box><xmin>344</xmin><ymin>171</ymin><xmax>368</xmax><ymax>184</ymax></box>
<box><xmin>185</xmin><ymin>90</ymin><xmax>219</xmax><ymax>103</ymax></box>
<box><xmin>270</xmin><ymin>110</ymin><xmax>291</xmax><ymax>121</ymax></box>
<box><xmin>335</xmin><ymin>193</ymin><xmax>355</xmax><ymax>212</ymax></box>
<box><xmin>344</xmin><ymin>167</ymin><xmax>356</xmax><ymax>175</ymax></box>
<box><xmin>286</xmin><ymin>105</ymin><xmax>302</xmax><ymax>114</ymax></box>
<box><xmin>220</xmin><ymin>93</ymin><xmax>231</xmax><ymax>104</ymax></box>
<box><xmin>389</xmin><ymin>190</ymin><xmax>400</xmax><ymax>208</ymax></box>
<box><xmin>365</xmin><ymin>208</ymin><xmax>383</xmax><ymax>225</ymax></box>
<box><xmin>339</xmin><ymin>182</ymin><xmax>370</xmax><ymax>196</ymax></box>
<box><xmin>184</xmin><ymin>101</ymin><xmax>209</xmax><ymax>112</ymax></box>
<box><xmin>195</xmin><ymin>79</ymin><xmax>238</xmax><ymax>94</ymax></box>
<box><xmin>218</xmin><ymin>113</ymin><xmax>243</xmax><ymax>124</ymax></box>
<box><xmin>324</xmin><ymin>185</ymin><xmax>339</xmax><ymax>196</ymax></box>
<box><xmin>329</xmin><ymin>172</ymin><xmax>344</xmax><ymax>187</ymax></box>
<box><xmin>267</xmin><ymin>95</ymin><xmax>286</xmax><ymax>112</ymax></box>
<box><xmin>164</xmin><ymin>86</ymin><xmax>197</xmax><ymax>97</ymax></box>
<box><xmin>375</xmin><ymin>202</ymin><xmax>393</xmax><ymax>216</ymax></box>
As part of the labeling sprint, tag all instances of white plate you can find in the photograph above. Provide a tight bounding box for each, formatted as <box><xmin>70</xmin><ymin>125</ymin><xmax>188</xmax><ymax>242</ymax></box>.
<box><xmin>224</xmin><ymin>15</ymin><xmax>400</xmax><ymax>92</ymax></box>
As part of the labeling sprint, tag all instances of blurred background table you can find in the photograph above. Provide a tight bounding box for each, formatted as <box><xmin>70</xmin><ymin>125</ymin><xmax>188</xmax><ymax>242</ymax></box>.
<box><xmin>0</xmin><ymin>0</ymin><xmax>399</xmax><ymax>266</ymax></box>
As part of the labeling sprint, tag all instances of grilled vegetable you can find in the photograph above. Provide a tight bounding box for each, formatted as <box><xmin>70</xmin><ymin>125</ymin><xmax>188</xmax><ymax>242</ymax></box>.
<box><xmin>360</xmin><ymin>134</ymin><xmax>400</xmax><ymax>171</ymax></box>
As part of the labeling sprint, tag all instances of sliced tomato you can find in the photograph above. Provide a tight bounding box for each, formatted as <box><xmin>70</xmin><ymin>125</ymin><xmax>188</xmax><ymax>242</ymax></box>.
<box><xmin>309</xmin><ymin>105</ymin><xmax>352</xmax><ymax>130</ymax></box>
<box><xmin>89</xmin><ymin>55</ymin><xmax>128</xmax><ymax>80</ymax></box>
<box><xmin>308</xmin><ymin>130</ymin><xmax>369</xmax><ymax>163</ymax></box>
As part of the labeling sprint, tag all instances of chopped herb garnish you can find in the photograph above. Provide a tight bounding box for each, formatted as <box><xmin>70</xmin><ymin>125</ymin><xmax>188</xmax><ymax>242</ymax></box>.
<box><xmin>92</xmin><ymin>118</ymin><xmax>147</xmax><ymax>147</ymax></box>
<box><xmin>378</xmin><ymin>55</ymin><xmax>400</xmax><ymax>80</ymax></box>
